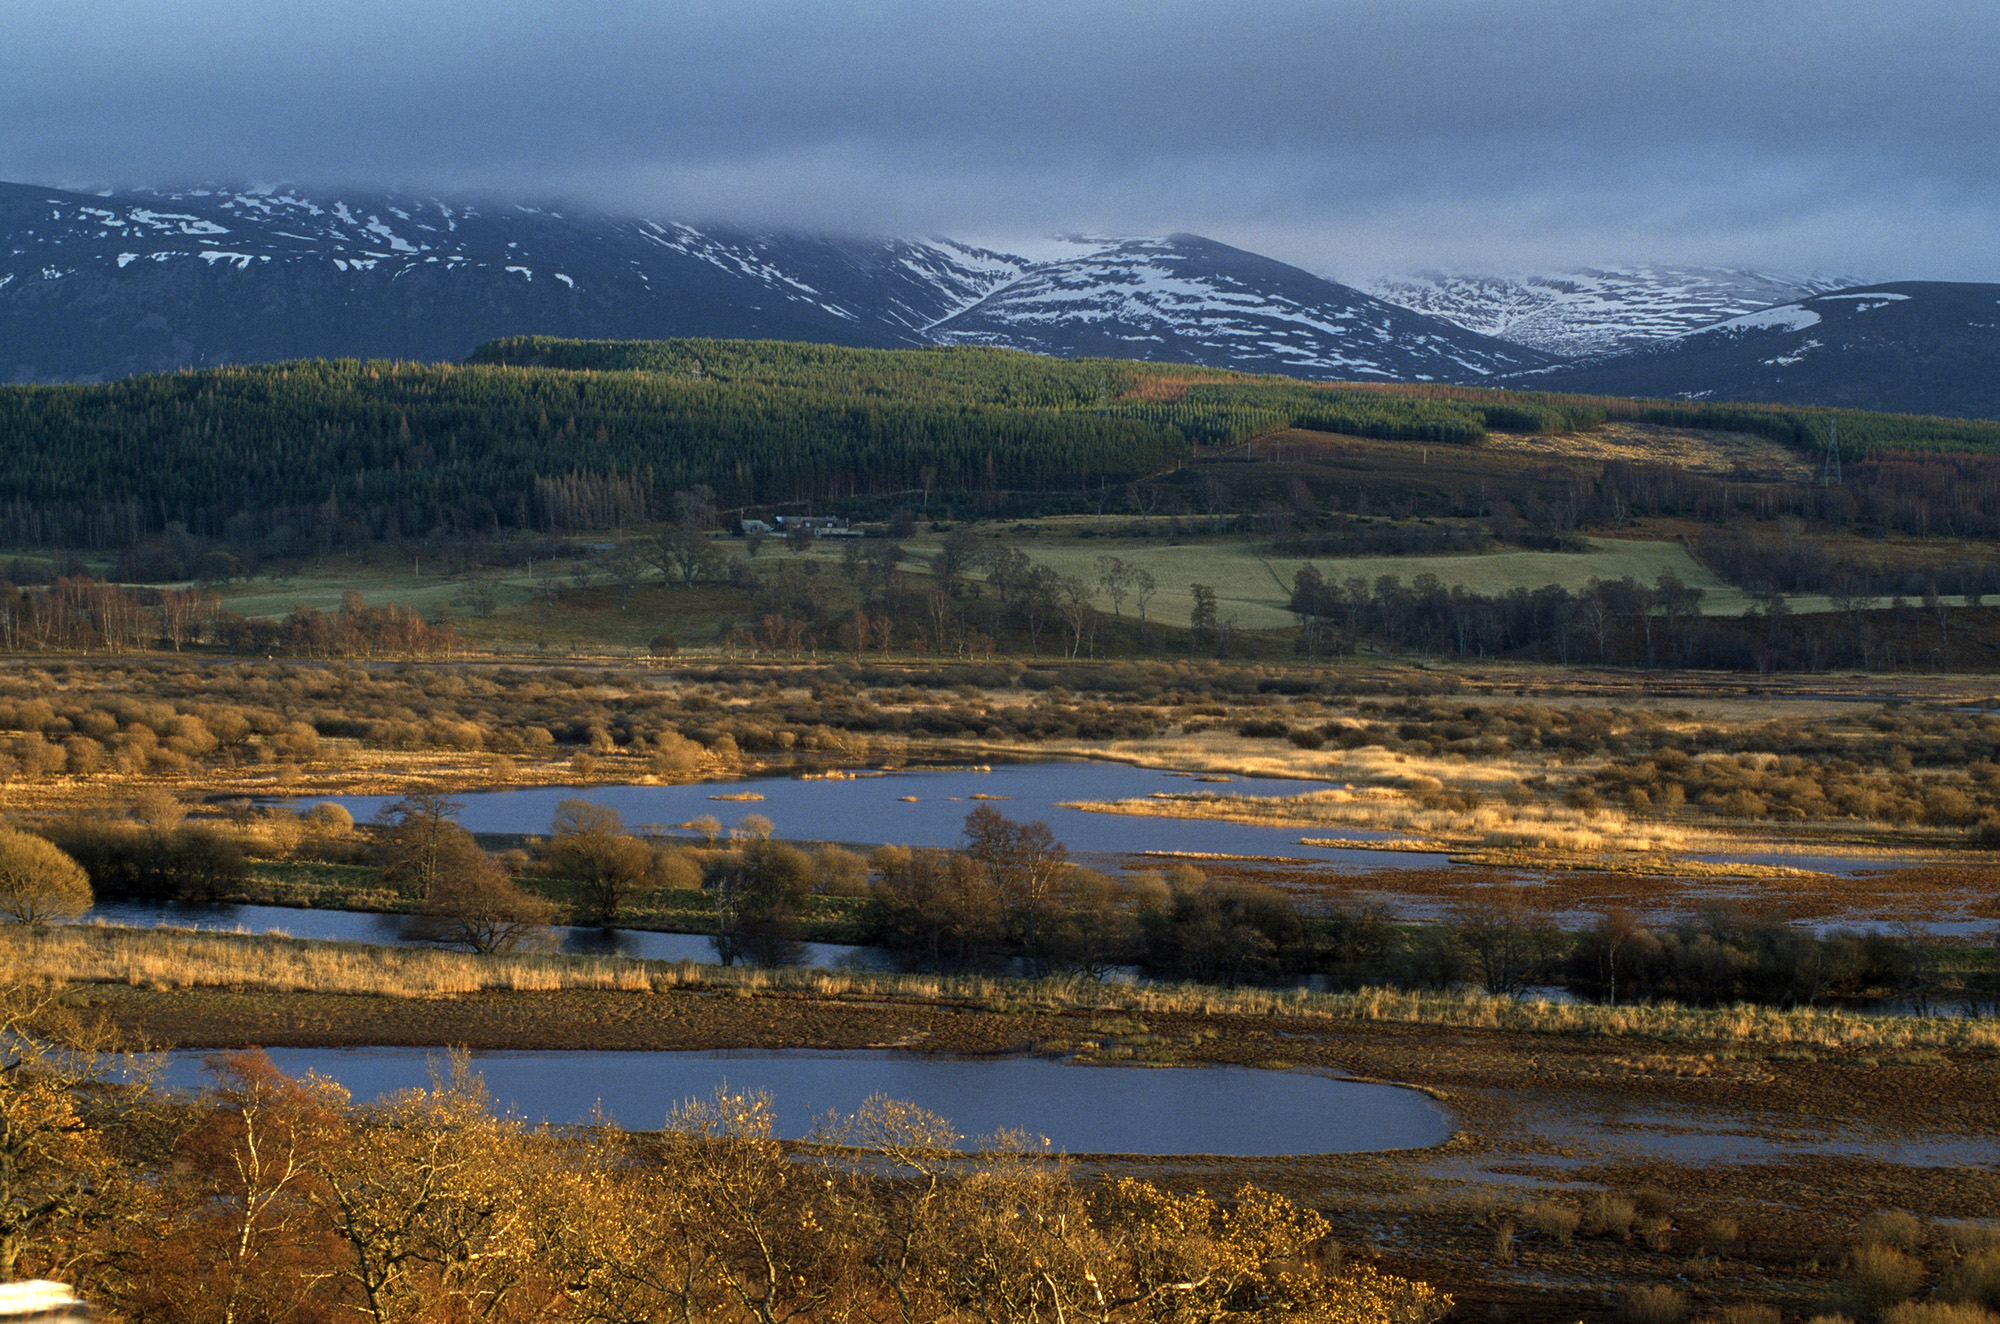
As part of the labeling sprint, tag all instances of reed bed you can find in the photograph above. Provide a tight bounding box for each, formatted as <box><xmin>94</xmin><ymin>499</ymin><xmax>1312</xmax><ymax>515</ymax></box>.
<box><xmin>1067</xmin><ymin>788</ymin><xmax>1695</xmax><ymax>856</ymax></box>
<box><xmin>7</xmin><ymin>925</ymin><xmax>1996</xmax><ymax>1053</ymax></box>
<box><xmin>2</xmin><ymin>925</ymin><xmax>656</xmax><ymax>998</ymax></box>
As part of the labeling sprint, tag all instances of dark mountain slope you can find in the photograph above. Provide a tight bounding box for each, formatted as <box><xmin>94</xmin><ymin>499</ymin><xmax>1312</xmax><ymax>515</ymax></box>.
<box><xmin>0</xmin><ymin>188</ymin><xmax>1553</xmax><ymax>386</ymax></box>
<box><xmin>1520</xmin><ymin>282</ymin><xmax>2000</xmax><ymax>419</ymax></box>
<box><xmin>0</xmin><ymin>182</ymin><xmax>1022</xmax><ymax>382</ymax></box>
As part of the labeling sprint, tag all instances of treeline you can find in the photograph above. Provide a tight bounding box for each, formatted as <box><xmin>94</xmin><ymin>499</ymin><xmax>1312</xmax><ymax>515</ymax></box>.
<box><xmin>4</xmin><ymin>339</ymin><xmax>1532</xmax><ymax>550</ymax></box>
<box><xmin>1690</xmin><ymin>526</ymin><xmax>2000</xmax><ymax>600</ymax></box>
<box><xmin>1345</xmin><ymin>382</ymin><xmax>2000</xmax><ymax>458</ymax></box>
<box><xmin>702</xmin><ymin>806</ymin><xmax>1993</xmax><ymax>1012</ymax></box>
<box><xmin>0</xmin><ymin>577</ymin><xmax>459</xmax><ymax>659</ymax></box>
<box><xmin>0</xmin><ymin>350</ymin><xmax>1189</xmax><ymax>546</ymax></box>
<box><xmin>1597</xmin><ymin>452</ymin><xmax>2000</xmax><ymax>543</ymax></box>
<box><xmin>1482</xmin><ymin>895</ymin><xmax>1988</xmax><ymax>1014</ymax></box>
<box><xmin>487</xmin><ymin>339</ymin><xmax>1603</xmax><ymax>446</ymax></box>
<box><xmin>5</xmin><ymin>335</ymin><xmax>1998</xmax><ymax>556</ymax></box>
<box><xmin>0</xmin><ymin>994</ymin><xmax>1448</xmax><ymax>1323</ymax></box>
<box><xmin>1288</xmin><ymin>565</ymin><xmax>1992</xmax><ymax>672</ymax></box>
<box><xmin>1271</xmin><ymin>517</ymin><xmax>1493</xmax><ymax>559</ymax></box>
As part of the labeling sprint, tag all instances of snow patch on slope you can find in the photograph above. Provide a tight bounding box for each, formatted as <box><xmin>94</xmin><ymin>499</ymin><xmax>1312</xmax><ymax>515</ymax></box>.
<box><xmin>932</xmin><ymin>236</ymin><xmax>1548</xmax><ymax>380</ymax></box>
<box><xmin>1710</xmin><ymin>304</ymin><xmax>1822</xmax><ymax>333</ymax></box>
<box><xmin>1362</xmin><ymin>266</ymin><xmax>1868</xmax><ymax>357</ymax></box>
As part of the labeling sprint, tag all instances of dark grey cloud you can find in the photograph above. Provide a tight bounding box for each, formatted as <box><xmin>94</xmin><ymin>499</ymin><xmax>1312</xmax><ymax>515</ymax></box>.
<box><xmin>5</xmin><ymin>0</ymin><xmax>1997</xmax><ymax>277</ymax></box>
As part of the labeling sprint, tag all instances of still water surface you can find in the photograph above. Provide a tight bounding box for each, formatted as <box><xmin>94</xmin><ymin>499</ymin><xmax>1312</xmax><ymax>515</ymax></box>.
<box><xmin>83</xmin><ymin>899</ymin><xmax>879</xmax><ymax>967</ymax></box>
<box><xmin>300</xmin><ymin>761</ymin><xmax>1445</xmax><ymax>868</ymax></box>
<box><xmin>159</xmin><ymin>1047</ymin><xmax>1453</xmax><ymax>1155</ymax></box>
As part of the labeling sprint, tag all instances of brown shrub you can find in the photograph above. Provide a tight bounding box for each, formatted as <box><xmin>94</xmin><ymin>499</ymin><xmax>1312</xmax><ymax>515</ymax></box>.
<box><xmin>1943</xmin><ymin>1251</ymin><xmax>2000</xmax><ymax>1311</ymax></box>
<box><xmin>1702</xmin><ymin>1306</ymin><xmax>1780</xmax><ymax>1324</ymax></box>
<box><xmin>131</xmin><ymin>788</ymin><xmax>187</xmax><ymax>831</ymax></box>
<box><xmin>273</xmin><ymin>720</ymin><xmax>321</xmax><ymax>760</ymax></box>
<box><xmin>302</xmin><ymin>803</ymin><xmax>353</xmax><ymax>834</ymax></box>
<box><xmin>1882</xmin><ymin>1306</ymin><xmax>2000</xmax><ymax>1324</ymax></box>
<box><xmin>63</xmin><ymin>736</ymin><xmax>105</xmax><ymax>775</ymax></box>
<box><xmin>1846</xmin><ymin>1244</ymin><xmax>1927</xmax><ymax>1314</ymax></box>
<box><xmin>1585</xmin><ymin>1193</ymin><xmax>1640</xmax><ymax>1240</ymax></box>
<box><xmin>1944</xmin><ymin>1226</ymin><xmax>2000</xmax><ymax>1257</ymax></box>
<box><xmin>1703</xmin><ymin>1217</ymin><xmax>1742</xmax><ymax>1257</ymax></box>
<box><xmin>1522</xmin><ymin>1200</ymin><xmax>1580</xmax><ymax>1246</ymax></box>
<box><xmin>1622</xmin><ymin>1286</ymin><xmax>1688</xmax><ymax>1324</ymax></box>
<box><xmin>1860</xmin><ymin>1212</ymin><xmax>1927</xmax><ymax>1253</ymax></box>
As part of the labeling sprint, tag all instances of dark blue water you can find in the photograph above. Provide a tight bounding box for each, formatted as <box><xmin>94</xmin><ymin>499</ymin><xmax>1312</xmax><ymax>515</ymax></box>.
<box><xmin>299</xmin><ymin>761</ymin><xmax>1446</xmax><ymax>868</ymax></box>
<box><xmin>81</xmin><ymin>900</ymin><xmax>884</xmax><ymax>969</ymax></box>
<box><xmin>158</xmin><ymin>1047</ymin><xmax>1453</xmax><ymax>1155</ymax></box>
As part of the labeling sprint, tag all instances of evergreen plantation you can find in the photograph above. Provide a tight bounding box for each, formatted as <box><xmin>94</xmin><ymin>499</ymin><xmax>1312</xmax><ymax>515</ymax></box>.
<box><xmin>1</xmin><ymin>336</ymin><xmax>1996</xmax><ymax>548</ymax></box>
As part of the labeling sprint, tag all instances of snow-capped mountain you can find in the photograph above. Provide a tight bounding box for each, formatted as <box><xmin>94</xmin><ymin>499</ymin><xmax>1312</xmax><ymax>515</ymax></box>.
<box><xmin>1361</xmin><ymin>267</ymin><xmax>1869</xmax><ymax>358</ymax></box>
<box><xmin>0</xmin><ymin>185</ymin><xmax>1550</xmax><ymax>385</ymax></box>
<box><xmin>1520</xmin><ymin>282</ymin><xmax>2000</xmax><ymax>419</ymax></box>
<box><xmin>9</xmin><ymin>184</ymin><xmax>1986</xmax><ymax>414</ymax></box>
<box><xmin>0</xmin><ymin>181</ymin><xmax>1026</xmax><ymax>381</ymax></box>
<box><xmin>930</xmin><ymin>235</ymin><xmax>1555</xmax><ymax>380</ymax></box>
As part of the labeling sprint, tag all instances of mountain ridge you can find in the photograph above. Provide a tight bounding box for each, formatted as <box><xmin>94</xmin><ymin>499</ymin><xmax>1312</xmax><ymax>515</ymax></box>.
<box><xmin>930</xmin><ymin>235</ymin><xmax>1553</xmax><ymax>380</ymax></box>
<box><xmin>1515</xmin><ymin>281</ymin><xmax>2000</xmax><ymax>419</ymax></box>
<box><xmin>4</xmin><ymin>181</ymin><xmax>1996</xmax><ymax>419</ymax></box>
<box><xmin>0</xmin><ymin>183</ymin><xmax>1551</xmax><ymax>386</ymax></box>
<box><xmin>1358</xmin><ymin>266</ymin><xmax>1870</xmax><ymax>358</ymax></box>
<box><xmin>0</xmin><ymin>181</ymin><xmax>1024</xmax><ymax>381</ymax></box>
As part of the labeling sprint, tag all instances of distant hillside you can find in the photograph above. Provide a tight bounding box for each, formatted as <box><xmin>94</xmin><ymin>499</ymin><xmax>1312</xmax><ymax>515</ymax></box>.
<box><xmin>0</xmin><ymin>181</ymin><xmax>1020</xmax><ymax>382</ymax></box>
<box><xmin>0</xmin><ymin>184</ymin><xmax>1551</xmax><ymax>386</ymax></box>
<box><xmin>929</xmin><ymin>235</ymin><xmax>1556</xmax><ymax>380</ymax></box>
<box><xmin>0</xmin><ymin>339</ymin><xmax>1580</xmax><ymax>546</ymax></box>
<box><xmin>1519</xmin><ymin>282</ymin><xmax>2000</xmax><ymax>420</ymax></box>
<box><xmin>5</xmin><ymin>336</ymin><xmax>1997</xmax><ymax>552</ymax></box>
<box><xmin>1362</xmin><ymin>266</ymin><xmax>1867</xmax><ymax>358</ymax></box>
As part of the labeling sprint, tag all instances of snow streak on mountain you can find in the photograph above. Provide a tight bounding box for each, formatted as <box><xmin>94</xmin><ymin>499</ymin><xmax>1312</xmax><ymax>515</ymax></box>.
<box><xmin>1523</xmin><ymin>282</ymin><xmax>2000</xmax><ymax>419</ymax></box>
<box><xmin>1361</xmin><ymin>267</ymin><xmax>1869</xmax><ymax>358</ymax></box>
<box><xmin>8</xmin><ymin>183</ymin><xmax>1990</xmax><ymax>415</ymax></box>
<box><xmin>929</xmin><ymin>236</ymin><xmax>1553</xmax><ymax>380</ymax></box>
<box><xmin>1</xmin><ymin>185</ymin><xmax>1547</xmax><ymax>385</ymax></box>
<box><xmin>0</xmin><ymin>182</ymin><xmax>1025</xmax><ymax>381</ymax></box>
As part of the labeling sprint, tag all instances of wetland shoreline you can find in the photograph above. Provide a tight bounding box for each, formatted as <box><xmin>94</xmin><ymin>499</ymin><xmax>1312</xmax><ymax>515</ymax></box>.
<box><xmin>76</xmin><ymin>967</ymin><xmax>2000</xmax><ymax>1323</ymax></box>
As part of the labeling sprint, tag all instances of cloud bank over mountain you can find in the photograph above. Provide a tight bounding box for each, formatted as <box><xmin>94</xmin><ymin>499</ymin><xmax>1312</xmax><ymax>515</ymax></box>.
<box><xmin>4</xmin><ymin>0</ymin><xmax>1997</xmax><ymax>280</ymax></box>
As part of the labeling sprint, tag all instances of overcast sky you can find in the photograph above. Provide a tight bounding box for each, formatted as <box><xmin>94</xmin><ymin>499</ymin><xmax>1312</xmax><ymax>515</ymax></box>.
<box><xmin>5</xmin><ymin>0</ymin><xmax>1996</xmax><ymax>280</ymax></box>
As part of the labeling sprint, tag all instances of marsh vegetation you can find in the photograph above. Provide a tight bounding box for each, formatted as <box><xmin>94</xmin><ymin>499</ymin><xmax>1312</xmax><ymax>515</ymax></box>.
<box><xmin>2</xmin><ymin>342</ymin><xmax>1999</xmax><ymax>1319</ymax></box>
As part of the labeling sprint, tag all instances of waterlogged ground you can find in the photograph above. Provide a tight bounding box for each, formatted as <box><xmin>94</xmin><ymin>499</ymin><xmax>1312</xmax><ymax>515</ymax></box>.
<box><xmin>84</xmin><ymin>899</ymin><xmax>884</xmax><ymax>968</ymax></box>
<box><xmin>94</xmin><ymin>979</ymin><xmax>2000</xmax><ymax>1324</ymax></box>
<box><xmin>297</xmin><ymin>761</ymin><xmax>1442</xmax><ymax>868</ymax></box>
<box><xmin>1194</xmin><ymin>857</ymin><xmax>2000</xmax><ymax>942</ymax></box>
<box><xmin>287</xmin><ymin>760</ymin><xmax>1999</xmax><ymax>938</ymax></box>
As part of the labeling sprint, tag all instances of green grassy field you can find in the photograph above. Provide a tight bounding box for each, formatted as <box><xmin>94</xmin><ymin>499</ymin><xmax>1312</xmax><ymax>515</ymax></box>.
<box><xmin>205</xmin><ymin>528</ymin><xmax>1974</xmax><ymax>651</ymax></box>
<box><xmin>911</xmin><ymin>533</ymin><xmax>1748</xmax><ymax>629</ymax></box>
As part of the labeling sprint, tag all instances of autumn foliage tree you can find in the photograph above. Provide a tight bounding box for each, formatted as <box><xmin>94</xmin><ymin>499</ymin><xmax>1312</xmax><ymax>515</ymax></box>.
<box><xmin>9</xmin><ymin>1004</ymin><xmax>1455</xmax><ymax>1324</ymax></box>
<box><xmin>0</xmin><ymin>831</ymin><xmax>92</xmax><ymax>924</ymax></box>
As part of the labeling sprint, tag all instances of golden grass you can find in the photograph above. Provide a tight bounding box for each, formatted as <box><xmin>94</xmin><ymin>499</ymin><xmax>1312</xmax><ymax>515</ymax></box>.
<box><xmin>1448</xmin><ymin>851</ymin><xmax>1826</xmax><ymax>879</ymax></box>
<box><xmin>1481</xmin><ymin>420</ymin><xmax>1816</xmax><ymax>480</ymax></box>
<box><xmin>1066</xmin><ymin>783</ymin><xmax>1696</xmax><ymax>857</ymax></box>
<box><xmin>13</xmin><ymin>925</ymin><xmax>1997</xmax><ymax>1053</ymax></box>
<box><xmin>7</xmin><ymin>925</ymin><xmax>657</xmax><ymax>998</ymax></box>
<box><xmin>1297</xmin><ymin>837</ymin><xmax>1437</xmax><ymax>851</ymax></box>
